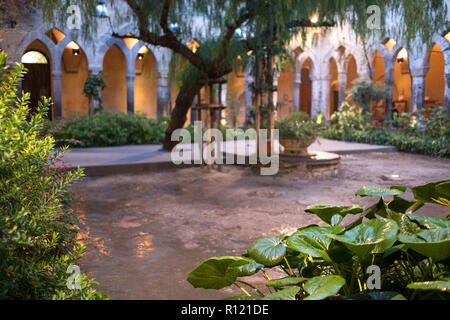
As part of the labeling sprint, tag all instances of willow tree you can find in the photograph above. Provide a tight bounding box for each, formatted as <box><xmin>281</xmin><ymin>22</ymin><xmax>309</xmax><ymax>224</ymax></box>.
<box><xmin>32</xmin><ymin>0</ymin><xmax>448</xmax><ymax>149</ymax></box>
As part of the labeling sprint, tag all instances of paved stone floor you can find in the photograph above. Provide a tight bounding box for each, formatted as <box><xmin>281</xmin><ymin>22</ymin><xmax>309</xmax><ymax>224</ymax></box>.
<box><xmin>72</xmin><ymin>152</ymin><xmax>450</xmax><ymax>300</ymax></box>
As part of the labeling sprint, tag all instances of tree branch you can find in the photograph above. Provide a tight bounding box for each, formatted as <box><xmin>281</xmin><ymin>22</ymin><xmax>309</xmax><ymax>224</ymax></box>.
<box><xmin>124</xmin><ymin>0</ymin><xmax>206</xmax><ymax>72</ymax></box>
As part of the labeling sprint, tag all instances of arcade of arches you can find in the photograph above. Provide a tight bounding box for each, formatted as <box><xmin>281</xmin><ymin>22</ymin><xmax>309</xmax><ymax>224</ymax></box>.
<box><xmin>14</xmin><ymin>32</ymin><xmax>450</xmax><ymax>128</ymax></box>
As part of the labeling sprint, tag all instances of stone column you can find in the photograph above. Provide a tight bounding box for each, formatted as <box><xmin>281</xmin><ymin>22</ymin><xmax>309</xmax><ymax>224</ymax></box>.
<box><xmin>337</xmin><ymin>71</ymin><xmax>347</xmax><ymax>107</ymax></box>
<box><xmin>157</xmin><ymin>71</ymin><xmax>171</xmax><ymax>115</ymax></box>
<box><xmin>310</xmin><ymin>76</ymin><xmax>327</xmax><ymax>121</ymax></box>
<box><xmin>314</xmin><ymin>76</ymin><xmax>331</xmax><ymax>121</ymax></box>
<box><xmin>293</xmin><ymin>80</ymin><xmax>300</xmax><ymax>113</ymax></box>
<box><xmin>384</xmin><ymin>61</ymin><xmax>395</xmax><ymax>122</ymax></box>
<box><xmin>126</xmin><ymin>73</ymin><xmax>135</xmax><ymax>114</ymax></box>
<box><xmin>51</xmin><ymin>71</ymin><xmax>63</xmax><ymax>118</ymax></box>
<box><xmin>410</xmin><ymin>74</ymin><xmax>426</xmax><ymax>114</ymax></box>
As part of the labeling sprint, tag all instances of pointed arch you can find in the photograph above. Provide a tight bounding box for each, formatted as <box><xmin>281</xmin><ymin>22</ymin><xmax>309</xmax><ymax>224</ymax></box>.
<box><xmin>393</xmin><ymin>47</ymin><xmax>412</xmax><ymax>114</ymax></box>
<box><xmin>424</xmin><ymin>43</ymin><xmax>445</xmax><ymax>109</ymax></box>
<box><xmin>102</xmin><ymin>44</ymin><xmax>127</xmax><ymax>113</ymax></box>
<box><xmin>61</xmin><ymin>41</ymin><xmax>89</xmax><ymax>116</ymax></box>
<box><xmin>329</xmin><ymin>57</ymin><xmax>339</xmax><ymax>117</ymax></box>
<box><xmin>21</xmin><ymin>39</ymin><xmax>53</xmax><ymax>119</ymax></box>
<box><xmin>134</xmin><ymin>45</ymin><xmax>158</xmax><ymax>118</ymax></box>
<box><xmin>299</xmin><ymin>57</ymin><xmax>313</xmax><ymax>116</ymax></box>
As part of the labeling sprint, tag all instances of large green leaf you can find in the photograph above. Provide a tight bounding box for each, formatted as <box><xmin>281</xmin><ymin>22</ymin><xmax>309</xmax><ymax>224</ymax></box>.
<box><xmin>407</xmin><ymin>215</ymin><xmax>450</xmax><ymax>230</ymax></box>
<box><xmin>412</xmin><ymin>180</ymin><xmax>450</xmax><ymax>206</ymax></box>
<box><xmin>355</xmin><ymin>186</ymin><xmax>405</xmax><ymax>198</ymax></box>
<box><xmin>262</xmin><ymin>287</ymin><xmax>300</xmax><ymax>300</ymax></box>
<box><xmin>407</xmin><ymin>279</ymin><xmax>450</xmax><ymax>292</ymax></box>
<box><xmin>226</xmin><ymin>259</ymin><xmax>263</xmax><ymax>278</ymax></box>
<box><xmin>303</xmin><ymin>275</ymin><xmax>346</xmax><ymax>300</ymax></box>
<box><xmin>248</xmin><ymin>236</ymin><xmax>286</xmax><ymax>267</ymax></box>
<box><xmin>398</xmin><ymin>228</ymin><xmax>450</xmax><ymax>261</ymax></box>
<box><xmin>266</xmin><ymin>277</ymin><xmax>308</xmax><ymax>288</ymax></box>
<box><xmin>326</xmin><ymin>219</ymin><xmax>399</xmax><ymax>257</ymax></box>
<box><xmin>187</xmin><ymin>256</ymin><xmax>249</xmax><ymax>289</ymax></box>
<box><xmin>305</xmin><ymin>205</ymin><xmax>363</xmax><ymax>225</ymax></box>
<box><xmin>386</xmin><ymin>210</ymin><xmax>422</xmax><ymax>234</ymax></box>
<box><xmin>388</xmin><ymin>196</ymin><xmax>416</xmax><ymax>213</ymax></box>
<box><xmin>286</xmin><ymin>226</ymin><xmax>345</xmax><ymax>262</ymax></box>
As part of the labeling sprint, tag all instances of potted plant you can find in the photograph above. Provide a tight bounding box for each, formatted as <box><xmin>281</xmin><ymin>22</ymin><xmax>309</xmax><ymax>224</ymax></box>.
<box><xmin>275</xmin><ymin>112</ymin><xmax>321</xmax><ymax>156</ymax></box>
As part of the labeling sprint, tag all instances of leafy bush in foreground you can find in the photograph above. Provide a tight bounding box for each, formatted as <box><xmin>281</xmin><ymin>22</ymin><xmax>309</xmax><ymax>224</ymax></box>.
<box><xmin>45</xmin><ymin>112</ymin><xmax>169</xmax><ymax>148</ymax></box>
<box><xmin>187</xmin><ymin>180</ymin><xmax>450</xmax><ymax>300</ymax></box>
<box><xmin>0</xmin><ymin>53</ymin><xmax>107</xmax><ymax>299</ymax></box>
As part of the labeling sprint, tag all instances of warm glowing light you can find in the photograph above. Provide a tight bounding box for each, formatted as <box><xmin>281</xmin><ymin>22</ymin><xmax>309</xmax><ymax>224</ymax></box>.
<box><xmin>384</xmin><ymin>38</ymin><xmax>397</xmax><ymax>51</ymax></box>
<box><xmin>21</xmin><ymin>51</ymin><xmax>48</xmax><ymax>64</ymax></box>
<box><xmin>397</xmin><ymin>48</ymin><xmax>408</xmax><ymax>60</ymax></box>
<box><xmin>247</xmin><ymin>50</ymin><xmax>253</xmax><ymax>56</ymax></box>
<box><xmin>123</xmin><ymin>37</ymin><xmax>139</xmax><ymax>49</ymax></box>
<box><xmin>310</xmin><ymin>13</ymin><xmax>319</xmax><ymax>24</ymax></box>
<box><xmin>187</xmin><ymin>39</ymin><xmax>200</xmax><ymax>53</ymax></box>
<box><xmin>138</xmin><ymin>46</ymin><xmax>149</xmax><ymax>55</ymax></box>
<box><xmin>445</xmin><ymin>32</ymin><xmax>450</xmax><ymax>42</ymax></box>
<box><xmin>67</xmin><ymin>41</ymin><xmax>80</xmax><ymax>50</ymax></box>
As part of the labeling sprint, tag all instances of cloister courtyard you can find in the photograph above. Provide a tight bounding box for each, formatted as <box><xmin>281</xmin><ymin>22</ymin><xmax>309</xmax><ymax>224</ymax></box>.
<box><xmin>1</xmin><ymin>0</ymin><xmax>450</xmax><ymax>304</ymax></box>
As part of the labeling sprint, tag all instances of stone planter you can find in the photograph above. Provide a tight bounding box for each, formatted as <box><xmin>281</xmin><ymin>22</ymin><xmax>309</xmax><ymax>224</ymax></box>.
<box><xmin>280</xmin><ymin>136</ymin><xmax>316</xmax><ymax>156</ymax></box>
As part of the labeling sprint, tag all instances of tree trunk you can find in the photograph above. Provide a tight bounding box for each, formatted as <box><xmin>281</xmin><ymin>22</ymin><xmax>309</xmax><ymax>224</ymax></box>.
<box><xmin>162</xmin><ymin>82</ymin><xmax>203</xmax><ymax>150</ymax></box>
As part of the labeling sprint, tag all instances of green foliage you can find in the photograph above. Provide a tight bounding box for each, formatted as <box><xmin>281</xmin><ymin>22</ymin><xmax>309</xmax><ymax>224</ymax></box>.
<box><xmin>43</xmin><ymin>112</ymin><xmax>169</xmax><ymax>148</ymax></box>
<box><xmin>187</xmin><ymin>179</ymin><xmax>450</xmax><ymax>300</ymax></box>
<box><xmin>0</xmin><ymin>52</ymin><xmax>107</xmax><ymax>299</ymax></box>
<box><xmin>346</xmin><ymin>78</ymin><xmax>387</xmax><ymax>113</ymax></box>
<box><xmin>323</xmin><ymin>105</ymin><xmax>450</xmax><ymax>158</ymax></box>
<box><xmin>275</xmin><ymin>112</ymin><xmax>322</xmax><ymax>139</ymax></box>
<box><xmin>83</xmin><ymin>75</ymin><xmax>107</xmax><ymax>112</ymax></box>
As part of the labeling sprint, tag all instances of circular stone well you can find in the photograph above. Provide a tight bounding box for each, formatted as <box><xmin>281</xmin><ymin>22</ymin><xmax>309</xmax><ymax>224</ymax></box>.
<box><xmin>279</xmin><ymin>151</ymin><xmax>341</xmax><ymax>178</ymax></box>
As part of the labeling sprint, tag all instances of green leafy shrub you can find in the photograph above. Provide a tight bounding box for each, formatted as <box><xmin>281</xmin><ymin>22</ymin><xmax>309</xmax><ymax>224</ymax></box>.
<box><xmin>44</xmin><ymin>112</ymin><xmax>169</xmax><ymax>148</ymax></box>
<box><xmin>275</xmin><ymin>112</ymin><xmax>322</xmax><ymax>139</ymax></box>
<box><xmin>324</xmin><ymin>104</ymin><xmax>450</xmax><ymax>157</ymax></box>
<box><xmin>346</xmin><ymin>78</ymin><xmax>387</xmax><ymax>113</ymax></box>
<box><xmin>187</xmin><ymin>180</ymin><xmax>450</xmax><ymax>300</ymax></box>
<box><xmin>0</xmin><ymin>52</ymin><xmax>107</xmax><ymax>299</ymax></box>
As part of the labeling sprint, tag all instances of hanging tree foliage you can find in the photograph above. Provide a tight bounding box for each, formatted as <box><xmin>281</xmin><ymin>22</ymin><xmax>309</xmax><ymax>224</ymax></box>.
<box><xmin>30</xmin><ymin>0</ymin><xmax>449</xmax><ymax>149</ymax></box>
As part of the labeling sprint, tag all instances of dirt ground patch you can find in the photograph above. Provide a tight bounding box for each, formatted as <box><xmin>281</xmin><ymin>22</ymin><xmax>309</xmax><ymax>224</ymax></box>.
<box><xmin>72</xmin><ymin>152</ymin><xmax>450</xmax><ymax>299</ymax></box>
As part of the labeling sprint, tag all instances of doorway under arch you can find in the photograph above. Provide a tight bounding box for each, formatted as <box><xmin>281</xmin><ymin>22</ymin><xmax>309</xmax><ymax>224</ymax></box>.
<box><xmin>329</xmin><ymin>57</ymin><xmax>338</xmax><ymax>117</ymax></box>
<box><xmin>371</xmin><ymin>51</ymin><xmax>386</xmax><ymax>125</ymax></box>
<box><xmin>393</xmin><ymin>48</ymin><xmax>411</xmax><ymax>114</ymax></box>
<box><xmin>21</xmin><ymin>40</ymin><xmax>53</xmax><ymax>120</ymax></box>
<box><xmin>299</xmin><ymin>58</ymin><xmax>312</xmax><ymax>116</ymax></box>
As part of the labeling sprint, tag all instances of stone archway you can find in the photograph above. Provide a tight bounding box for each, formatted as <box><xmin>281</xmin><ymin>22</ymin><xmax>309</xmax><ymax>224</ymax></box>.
<box><xmin>299</xmin><ymin>58</ymin><xmax>313</xmax><ymax>116</ymax></box>
<box><xmin>134</xmin><ymin>46</ymin><xmax>158</xmax><ymax>118</ymax></box>
<box><xmin>371</xmin><ymin>51</ymin><xmax>386</xmax><ymax>125</ymax></box>
<box><xmin>21</xmin><ymin>40</ymin><xmax>53</xmax><ymax>120</ymax></box>
<box><xmin>328</xmin><ymin>57</ymin><xmax>338</xmax><ymax>117</ymax></box>
<box><xmin>102</xmin><ymin>44</ymin><xmax>127</xmax><ymax>113</ymax></box>
<box><xmin>424</xmin><ymin>43</ymin><xmax>445</xmax><ymax>111</ymax></box>
<box><xmin>61</xmin><ymin>41</ymin><xmax>89</xmax><ymax>116</ymax></box>
<box><xmin>393</xmin><ymin>48</ymin><xmax>412</xmax><ymax>115</ymax></box>
<box><xmin>345</xmin><ymin>54</ymin><xmax>358</xmax><ymax>91</ymax></box>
